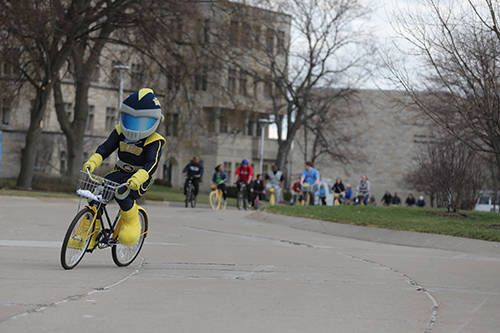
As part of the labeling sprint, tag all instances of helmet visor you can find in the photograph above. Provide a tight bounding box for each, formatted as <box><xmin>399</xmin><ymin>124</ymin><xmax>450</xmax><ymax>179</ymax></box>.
<box><xmin>121</xmin><ymin>113</ymin><xmax>157</xmax><ymax>132</ymax></box>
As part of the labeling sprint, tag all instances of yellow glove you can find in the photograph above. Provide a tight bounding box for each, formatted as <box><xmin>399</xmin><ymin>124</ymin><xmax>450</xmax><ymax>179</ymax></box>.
<box><xmin>127</xmin><ymin>169</ymin><xmax>149</xmax><ymax>191</ymax></box>
<box><xmin>82</xmin><ymin>153</ymin><xmax>103</xmax><ymax>173</ymax></box>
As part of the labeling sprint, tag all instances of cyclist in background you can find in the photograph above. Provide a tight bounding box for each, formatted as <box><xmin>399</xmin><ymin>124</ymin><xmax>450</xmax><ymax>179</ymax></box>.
<box><xmin>82</xmin><ymin>88</ymin><xmax>165</xmax><ymax>246</ymax></box>
<box><xmin>300</xmin><ymin>161</ymin><xmax>320</xmax><ymax>205</ymax></box>
<box><xmin>211</xmin><ymin>164</ymin><xmax>228</xmax><ymax>206</ymax></box>
<box><xmin>291</xmin><ymin>176</ymin><xmax>303</xmax><ymax>205</ymax></box>
<box><xmin>234</xmin><ymin>159</ymin><xmax>253</xmax><ymax>204</ymax></box>
<box><xmin>182</xmin><ymin>156</ymin><xmax>204</xmax><ymax>200</ymax></box>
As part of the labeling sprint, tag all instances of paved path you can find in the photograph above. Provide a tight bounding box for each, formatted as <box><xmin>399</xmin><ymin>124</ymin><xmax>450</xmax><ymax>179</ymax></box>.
<box><xmin>0</xmin><ymin>196</ymin><xmax>499</xmax><ymax>332</ymax></box>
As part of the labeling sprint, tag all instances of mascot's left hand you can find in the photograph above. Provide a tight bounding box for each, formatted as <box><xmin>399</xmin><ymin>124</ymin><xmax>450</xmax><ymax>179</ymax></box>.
<box><xmin>127</xmin><ymin>169</ymin><xmax>149</xmax><ymax>191</ymax></box>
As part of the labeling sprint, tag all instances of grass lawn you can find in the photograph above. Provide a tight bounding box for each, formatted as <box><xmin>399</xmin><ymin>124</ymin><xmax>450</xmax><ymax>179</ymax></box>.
<box><xmin>265</xmin><ymin>204</ymin><xmax>500</xmax><ymax>242</ymax></box>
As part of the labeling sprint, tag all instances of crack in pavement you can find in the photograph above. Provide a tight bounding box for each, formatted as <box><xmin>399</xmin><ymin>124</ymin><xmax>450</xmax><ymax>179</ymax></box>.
<box><xmin>185</xmin><ymin>225</ymin><xmax>439</xmax><ymax>332</ymax></box>
<box><xmin>0</xmin><ymin>257</ymin><xmax>145</xmax><ymax>324</ymax></box>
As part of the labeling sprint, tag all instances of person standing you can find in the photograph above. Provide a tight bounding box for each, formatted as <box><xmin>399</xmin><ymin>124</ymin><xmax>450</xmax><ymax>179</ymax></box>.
<box><xmin>182</xmin><ymin>156</ymin><xmax>204</xmax><ymax>199</ymax></box>
<box><xmin>265</xmin><ymin>164</ymin><xmax>285</xmax><ymax>204</ymax></box>
<box><xmin>300</xmin><ymin>161</ymin><xmax>320</xmax><ymax>205</ymax></box>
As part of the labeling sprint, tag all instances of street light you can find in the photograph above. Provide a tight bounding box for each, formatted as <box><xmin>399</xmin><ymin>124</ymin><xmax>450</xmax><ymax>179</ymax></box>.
<box><xmin>114</xmin><ymin>65</ymin><xmax>130</xmax><ymax>108</ymax></box>
<box><xmin>258</xmin><ymin>118</ymin><xmax>269</xmax><ymax>174</ymax></box>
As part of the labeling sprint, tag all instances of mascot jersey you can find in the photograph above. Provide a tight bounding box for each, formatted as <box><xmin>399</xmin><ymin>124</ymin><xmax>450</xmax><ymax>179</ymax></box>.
<box><xmin>96</xmin><ymin>124</ymin><xmax>165</xmax><ymax>195</ymax></box>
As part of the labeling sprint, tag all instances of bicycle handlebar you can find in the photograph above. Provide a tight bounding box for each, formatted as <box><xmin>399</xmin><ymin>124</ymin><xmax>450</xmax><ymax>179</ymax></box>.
<box><xmin>86</xmin><ymin>168</ymin><xmax>129</xmax><ymax>190</ymax></box>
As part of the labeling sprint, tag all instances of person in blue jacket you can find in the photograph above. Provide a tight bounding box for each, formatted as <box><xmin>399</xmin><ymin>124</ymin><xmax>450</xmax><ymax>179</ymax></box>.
<box><xmin>316</xmin><ymin>184</ymin><xmax>328</xmax><ymax>205</ymax></box>
<box><xmin>212</xmin><ymin>164</ymin><xmax>228</xmax><ymax>205</ymax></box>
<box><xmin>82</xmin><ymin>88</ymin><xmax>165</xmax><ymax>247</ymax></box>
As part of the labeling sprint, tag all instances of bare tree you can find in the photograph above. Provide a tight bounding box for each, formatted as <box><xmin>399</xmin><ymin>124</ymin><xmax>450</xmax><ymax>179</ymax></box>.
<box><xmin>204</xmin><ymin>0</ymin><xmax>374</xmax><ymax>177</ymax></box>
<box><xmin>383</xmin><ymin>0</ymin><xmax>500</xmax><ymax>183</ymax></box>
<box><xmin>404</xmin><ymin>134</ymin><xmax>482</xmax><ymax>212</ymax></box>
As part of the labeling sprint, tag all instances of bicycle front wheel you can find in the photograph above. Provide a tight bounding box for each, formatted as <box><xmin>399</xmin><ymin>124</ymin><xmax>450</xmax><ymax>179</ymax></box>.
<box><xmin>237</xmin><ymin>191</ymin><xmax>244</xmax><ymax>210</ymax></box>
<box><xmin>60</xmin><ymin>207</ymin><xmax>95</xmax><ymax>270</ymax></box>
<box><xmin>209</xmin><ymin>191</ymin><xmax>219</xmax><ymax>209</ymax></box>
<box><xmin>191</xmin><ymin>194</ymin><xmax>196</xmax><ymax>208</ymax></box>
<box><xmin>112</xmin><ymin>209</ymin><xmax>147</xmax><ymax>267</ymax></box>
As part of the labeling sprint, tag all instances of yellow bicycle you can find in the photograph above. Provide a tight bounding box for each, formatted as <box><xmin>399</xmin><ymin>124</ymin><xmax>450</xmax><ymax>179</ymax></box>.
<box><xmin>209</xmin><ymin>183</ymin><xmax>226</xmax><ymax>210</ymax></box>
<box><xmin>302</xmin><ymin>183</ymin><xmax>313</xmax><ymax>206</ymax></box>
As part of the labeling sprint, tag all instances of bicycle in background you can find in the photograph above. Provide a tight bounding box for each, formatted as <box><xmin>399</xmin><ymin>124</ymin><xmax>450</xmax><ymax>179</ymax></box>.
<box><xmin>236</xmin><ymin>182</ymin><xmax>249</xmax><ymax>210</ymax></box>
<box><xmin>185</xmin><ymin>177</ymin><xmax>196</xmax><ymax>208</ymax></box>
<box><xmin>301</xmin><ymin>182</ymin><xmax>315</xmax><ymax>206</ymax></box>
<box><xmin>60</xmin><ymin>170</ymin><xmax>148</xmax><ymax>270</ymax></box>
<box><xmin>209</xmin><ymin>182</ymin><xmax>226</xmax><ymax>210</ymax></box>
<box><xmin>252</xmin><ymin>190</ymin><xmax>264</xmax><ymax>210</ymax></box>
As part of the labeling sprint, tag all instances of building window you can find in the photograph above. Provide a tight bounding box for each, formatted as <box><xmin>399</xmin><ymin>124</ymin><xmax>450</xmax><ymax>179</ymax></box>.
<box><xmin>200</xmin><ymin>19</ymin><xmax>210</xmax><ymax>44</ymax></box>
<box><xmin>166</xmin><ymin>114</ymin><xmax>179</xmax><ymax>137</ymax></box>
<box><xmin>220</xmin><ymin>110</ymin><xmax>229</xmax><ymax>133</ymax></box>
<box><xmin>1</xmin><ymin>98</ymin><xmax>11</xmax><ymax>125</ymax></box>
<box><xmin>266</xmin><ymin>28</ymin><xmax>274</xmax><ymax>54</ymax></box>
<box><xmin>247</xmin><ymin>115</ymin><xmax>255</xmax><ymax>136</ymax></box>
<box><xmin>60</xmin><ymin>151</ymin><xmax>67</xmax><ymax>174</ymax></box>
<box><xmin>224</xmin><ymin>162</ymin><xmax>232</xmax><ymax>182</ymax></box>
<box><xmin>131</xmin><ymin>63</ymin><xmax>144</xmax><ymax>89</ymax></box>
<box><xmin>239</xmin><ymin>70</ymin><xmax>247</xmax><ymax>96</ymax></box>
<box><xmin>277</xmin><ymin>30</ymin><xmax>285</xmax><ymax>55</ymax></box>
<box><xmin>106</xmin><ymin>107</ymin><xmax>117</xmax><ymax>131</ymax></box>
<box><xmin>91</xmin><ymin>63</ymin><xmax>100</xmax><ymax>82</ymax></box>
<box><xmin>264</xmin><ymin>80</ymin><xmax>273</xmax><ymax>99</ymax></box>
<box><xmin>253</xmin><ymin>25</ymin><xmax>261</xmax><ymax>49</ymax></box>
<box><xmin>228</xmin><ymin>68</ymin><xmax>236</xmax><ymax>94</ymax></box>
<box><xmin>230</xmin><ymin>20</ymin><xmax>239</xmax><ymax>46</ymax></box>
<box><xmin>167</xmin><ymin>66</ymin><xmax>179</xmax><ymax>91</ymax></box>
<box><xmin>86</xmin><ymin>105</ymin><xmax>94</xmax><ymax>132</ymax></box>
<box><xmin>195</xmin><ymin>67</ymin><xmax>208</xmax><ymax>91</ymax></box>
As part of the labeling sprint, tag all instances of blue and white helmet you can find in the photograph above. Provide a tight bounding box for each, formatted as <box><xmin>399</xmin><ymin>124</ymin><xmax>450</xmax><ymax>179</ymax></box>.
<box><xmin>119</xmin><ymin>88</ymin><xmax>163</xmax><ymax>141</ymax></box>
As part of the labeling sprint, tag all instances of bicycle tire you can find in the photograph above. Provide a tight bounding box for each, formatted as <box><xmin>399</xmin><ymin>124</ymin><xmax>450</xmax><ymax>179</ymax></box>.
<box><xmin>209</xmin><ymin>191</ymin><xmax>219</xmax><ymax>209</ymax></box>
<box><xmin>304</xmin><ymin>193</ymin><xmax>310</xmax><ymax>206</ymax></box>
<box><xmin>60</xmin><ymin>207</ymin><xmax>95</xmax><ymax>270</ymax></box>
<box><xmin>237</xmin><ymin>191</ymin><xmax>244</xmax><ymax>210</ymax></box>
<box><xmin>112</xmin><ymin>208</ymin><xmax>147</xmax><ymax>267</ymax></box>
<box><xmin>191</xmin><ymin>194</ymin><xmax>196</xmax><ymax>208</ymax></box>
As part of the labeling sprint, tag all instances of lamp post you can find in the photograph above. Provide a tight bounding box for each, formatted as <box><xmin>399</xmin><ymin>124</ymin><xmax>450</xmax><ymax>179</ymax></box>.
<box><xmin>114</xmin><ymin>65</ymin><xmax>130</xmax><ymax>108</ymax></box>
<box><xmin>258</xmin><ymin>118</ymin><xmax>269</xmax><ymax>174</ymax></box>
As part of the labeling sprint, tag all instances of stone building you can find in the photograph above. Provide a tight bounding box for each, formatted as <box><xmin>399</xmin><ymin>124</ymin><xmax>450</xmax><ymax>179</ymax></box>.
<box><xmin>290</xmin><ymin>89</ymin><xmax>433</xmax><ymax>202</ymax></box>
<box><xmin>0</xmin><ymin>1</ymin><xmax>292</xmax><ymax>192</ymax></box>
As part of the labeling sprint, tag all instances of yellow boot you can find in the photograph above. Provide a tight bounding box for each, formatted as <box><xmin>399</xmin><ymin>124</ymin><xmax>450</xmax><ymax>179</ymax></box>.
<box><xmin>68</xmin><ymin>216</ymin><xmax>92</xmax><ymax>249</ymax></box>
<box><xmin>118</xmin><ymin>203</ymin><xmax>141</xmax><ymax>245</ymax></box>
<box><xmin>88</xmin><ymin>218</ymin><xmax>101</xmax><ymax>249</ymax></box>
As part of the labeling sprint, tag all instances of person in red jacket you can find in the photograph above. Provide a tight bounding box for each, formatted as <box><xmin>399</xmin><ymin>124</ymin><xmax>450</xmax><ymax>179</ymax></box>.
<box><xmin>234</xmin><ymin>159</ymin><xmax>253</xmax><ymax>204</ymax></box>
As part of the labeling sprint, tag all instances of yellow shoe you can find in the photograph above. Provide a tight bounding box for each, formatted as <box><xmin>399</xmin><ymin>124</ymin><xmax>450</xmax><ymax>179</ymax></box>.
<box><xmin>68</xmin><ymin>217</ymin><xmax>92</xmax><ymax>249</ymax></box>
<box><xmin>118</xmin><ymin>203</ymin><xmax>141</xmax><ymax>245</ymax></box>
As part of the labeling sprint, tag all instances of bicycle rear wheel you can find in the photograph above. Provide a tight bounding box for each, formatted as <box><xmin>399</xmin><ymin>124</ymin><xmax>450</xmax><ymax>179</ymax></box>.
<box><xmin>112</xmin><ymin>209</ymin><xmax>147</xmax><ymax>267</ymax></box>
<box><xmin>60</xmin><ymin>207</ymin><xmax>95</xmax><ymax>270</ymax></box>
<box><xmin>209</xmin><ymin>191</ymin><xmax>219</xmax><ymax>209</ymax></box>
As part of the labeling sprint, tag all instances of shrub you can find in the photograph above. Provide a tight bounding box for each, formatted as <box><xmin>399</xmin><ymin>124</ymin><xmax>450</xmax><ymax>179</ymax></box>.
<box><xmin>153</xmin><ymin>178</ymin><xmax>172</xmax><ymax>187</ymax></box>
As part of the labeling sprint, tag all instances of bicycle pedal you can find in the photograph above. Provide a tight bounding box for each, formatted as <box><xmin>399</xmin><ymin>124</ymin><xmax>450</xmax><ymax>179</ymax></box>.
<box><xmin>108</xmin><ymin>238</ymin><xmax>119</xmax><ymax>245</ymax></box>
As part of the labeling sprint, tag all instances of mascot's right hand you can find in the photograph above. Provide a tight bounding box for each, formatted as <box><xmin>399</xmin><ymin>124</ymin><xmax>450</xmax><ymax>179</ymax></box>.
<box><xmin>82</xmin><ymin>153</ymin><xmax>103</xmax><ymax>173</ymax></box>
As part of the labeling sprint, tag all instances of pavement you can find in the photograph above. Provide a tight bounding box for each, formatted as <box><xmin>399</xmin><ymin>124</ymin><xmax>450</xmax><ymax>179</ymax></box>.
<box><xmin>0</xmin><ymin>195</ymin><xmax>499</xmax><ymax>332</ymax></box>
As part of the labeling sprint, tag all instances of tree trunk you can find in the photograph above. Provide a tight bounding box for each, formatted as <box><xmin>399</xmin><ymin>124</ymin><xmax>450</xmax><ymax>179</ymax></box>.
<box><xmin>16</xmin><ymin>86</ymin><xmax>52</xmax><ymax>188</ymax></box>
